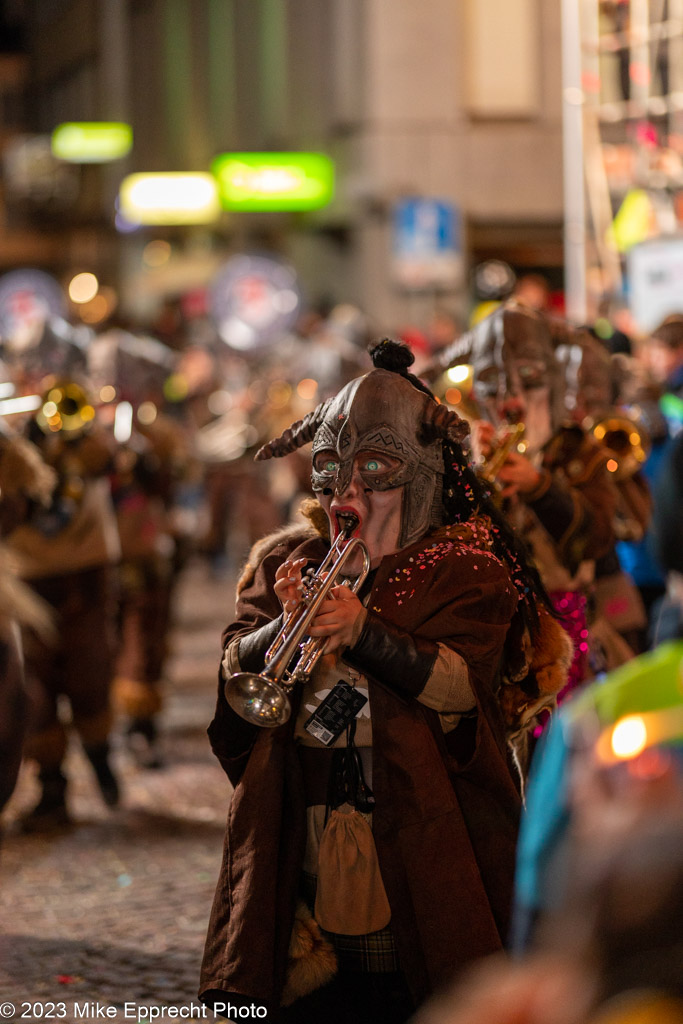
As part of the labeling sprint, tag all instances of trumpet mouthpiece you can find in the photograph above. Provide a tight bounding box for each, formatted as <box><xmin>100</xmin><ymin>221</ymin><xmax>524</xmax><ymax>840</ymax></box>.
<box><xmin>336</xmin><ymin>511</ymin><xmax>359</xmax><ymax>537</ymax></box>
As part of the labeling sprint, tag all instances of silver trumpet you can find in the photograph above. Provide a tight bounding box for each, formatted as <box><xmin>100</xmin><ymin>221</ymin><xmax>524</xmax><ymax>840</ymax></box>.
<box><xmin>224</xmin><ymin>523</ymin><xmax>371</xmax><ymax>728</ymax></box>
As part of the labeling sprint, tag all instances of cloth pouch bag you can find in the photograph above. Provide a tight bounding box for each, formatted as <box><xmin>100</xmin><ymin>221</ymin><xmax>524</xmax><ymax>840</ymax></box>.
<box><xmin>314</xmin><ymin>806</ymin><xmax>391</xmax><ymax>935</ymax></box>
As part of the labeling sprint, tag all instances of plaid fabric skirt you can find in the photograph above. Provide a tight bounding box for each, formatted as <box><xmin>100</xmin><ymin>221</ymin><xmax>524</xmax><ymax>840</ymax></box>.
<box><xmin>302</xmin><ymin>871</ymin><xmax>400</xmax><ymax>973</ymax></box>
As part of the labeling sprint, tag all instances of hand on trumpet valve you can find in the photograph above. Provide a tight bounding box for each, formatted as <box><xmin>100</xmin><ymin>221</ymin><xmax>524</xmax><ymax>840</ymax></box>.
<box><xmin>471</xmin><ymin>420</ymin><xmax>497</xmax><ymax>465</ymax></box>
<box><xmin>473</xmin><ymin>420</ymin><xmax>541</xmax><ymax>498</ymax></box>
<box><xmin>495</xmin><ymin>455</ymin><xmax>542</xmax><ymax>499</ymax></box>
<box><xmin>306</xmin><ymin>584</ymin><xmax>365</xmax><ymax>654</ymax></box>
<box><xmin>274</xmin><ymin>557</ymin><xmax>308</xmax><ymax>614</ymax></box>
<box><xmin>274</xmin><ymin>559</ymin><xmax>365</xmax><ymax>652</ymax></box>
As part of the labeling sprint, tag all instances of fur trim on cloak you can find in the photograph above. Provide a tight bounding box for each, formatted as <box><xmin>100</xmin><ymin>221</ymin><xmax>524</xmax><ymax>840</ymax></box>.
<box><xmin>280</xmin><ymin>901</ymin><xmax>337</xmax><ymax>1007</ymax></box>
<box><xmin>235</xmin><ymin>499</ymin><xmax>329</xmax><ymax>596</ymax></box>
<box><xmin>500</xmin><ymin>607</ymin><xmax>574</xmax><ymax>738</ymax></box>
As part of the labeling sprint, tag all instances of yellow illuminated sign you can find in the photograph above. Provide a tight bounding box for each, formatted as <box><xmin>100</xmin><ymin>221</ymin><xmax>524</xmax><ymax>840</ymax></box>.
<box><xmin>211</xmin><ymin>152</ymin><xmax>334</xmax><ymax>211</ymax></box>
<box><xmin>119</xmin><ymin>173</ymin><xmax>221</xmax><ymax>225</ymax></box>
<box><xmin>52</xmin><ymin>122</ymin><xmax>133</xmax><ymax>163</ymax></box>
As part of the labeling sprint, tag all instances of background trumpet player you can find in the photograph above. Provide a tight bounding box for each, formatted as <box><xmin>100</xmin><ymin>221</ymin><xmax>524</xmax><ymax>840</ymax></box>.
<box><xmin>0</xmin><ymin>376</ymin><xmax>121</xmax><ymax>829</ymax></box>
<box><xmin>440</xmin><ymin>303</ymin><xmax>619</xmax><ymax>706</ymax></box>
<box><xmin>200</xmin><ymin>339</ymin><xmax>572</xmax><ymax>1024</ymax></box>
<box><xmin>556</xmin><ymin>327</ymin><xmax>651</xmax><ymax>657</ymax></box>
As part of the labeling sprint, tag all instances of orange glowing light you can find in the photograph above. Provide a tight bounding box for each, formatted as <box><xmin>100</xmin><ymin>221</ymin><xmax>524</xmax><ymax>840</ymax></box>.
<box><xmin>611</xmin><ymin>715</ymin><xmax>648</xmax><ymax>760</ymax></box>
<box><xmin>297</xmin><ymin>379</ymin><xmax>318</xmax><ymax>401</ymax></box>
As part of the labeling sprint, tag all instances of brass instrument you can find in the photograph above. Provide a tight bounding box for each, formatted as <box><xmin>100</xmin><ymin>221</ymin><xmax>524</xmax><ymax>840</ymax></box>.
<box><xmin>590</xmin><ymin>415</ymin><xmax>650</xmax><ymax>481</ymax></box>
<box><xmin>479</xmin><ymin>421</ymin><xmax>527</xmax><ymax>486</ymax></box>
<box><xmin>35</xmin><ymin>379</ymin><xmax>96</xmax><ymax>437</ymax></box>
<box><xmin>30</xmin><ymin>380</ymin><xmax>98</xmax><ymax>527</ymax></box>
<box><xmin>225</xmin><ymin>525</ymin><xmax>371</xmax><ymax>728</ymax></box>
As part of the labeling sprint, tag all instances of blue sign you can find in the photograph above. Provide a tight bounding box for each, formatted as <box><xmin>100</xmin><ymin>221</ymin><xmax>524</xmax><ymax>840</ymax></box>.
<box><xmin>393</xmin><ymin>198</ymin><xmax>462</xmax><ymax>290</ymax></box>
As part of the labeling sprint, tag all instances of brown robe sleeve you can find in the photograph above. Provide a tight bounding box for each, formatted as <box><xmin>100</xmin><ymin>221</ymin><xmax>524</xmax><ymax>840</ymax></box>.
<box><xmin>366</xmin><ymin>537</ymin><xmax>520</xmax><ymax>707</ymax></box>
<box><xmin>0</xmin><ymin>625</ymin><xmax>28</xmax><ymax>811</ymax></box>
<box><xmin>208</xmin><ymin>529</ymin><xmax>327</xmax><ymax>785</ymax></box>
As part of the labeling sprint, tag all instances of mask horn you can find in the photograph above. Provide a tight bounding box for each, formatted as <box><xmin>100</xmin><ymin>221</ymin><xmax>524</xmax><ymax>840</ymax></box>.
<box><xmin>421</xmin><ymin>400</ymin><xmax>470</xmax><ymax>445</ymax></box>
<box><xmin>254</xmin><ymin>399</ymin><xmax>332</xmax><ymax>461</ymax></box>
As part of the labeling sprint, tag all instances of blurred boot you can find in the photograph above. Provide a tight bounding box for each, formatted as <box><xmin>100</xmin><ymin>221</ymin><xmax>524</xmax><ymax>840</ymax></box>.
<box><xmin>83</xmin><ymin>742</ymin><xmax>120</xmax><ymax>807</ymax></box>
<box><xmin>21</xmin><ymin>767</ymin><xmax>70</xmax><ymax>832</ymax></box>
<box><xmin>126</xmin><ymin>716</ymin><xmax>164</xmax><ymax>770</ymax></box>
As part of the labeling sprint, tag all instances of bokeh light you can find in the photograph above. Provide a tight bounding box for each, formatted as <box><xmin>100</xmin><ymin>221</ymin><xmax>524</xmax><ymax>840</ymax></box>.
<box><xmin>297</xmin><ymin>378</ymin><xmax>318</xmax><ymax>401</ymax></box>
<box><xmin>143</xmin><ymin>240</ymin><xmax>172</xmax><ymax>268</ymax></box>
<box><xmin>68</xmin><ymin>272</ymin><xmax>99</xmax><ymax>304</ymax></box>
<box><xmin>611</xmin><ymin>715</ymin><xmax>648</xmax><ymax>760</ymax></box>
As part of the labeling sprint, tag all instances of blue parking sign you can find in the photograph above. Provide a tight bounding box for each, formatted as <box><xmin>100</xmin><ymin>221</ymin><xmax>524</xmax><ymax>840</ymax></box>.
<box><xmin>393</xmin><ymin>198</ymin><xmax>462</xmax><ymax>289</ymax></box>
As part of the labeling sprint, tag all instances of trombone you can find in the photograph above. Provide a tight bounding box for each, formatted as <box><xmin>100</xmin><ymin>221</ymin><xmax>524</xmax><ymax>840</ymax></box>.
<box><xmin>225</xmin><ymin>525</ymin><xmax>371</xmax><ymax>728</ymax></box>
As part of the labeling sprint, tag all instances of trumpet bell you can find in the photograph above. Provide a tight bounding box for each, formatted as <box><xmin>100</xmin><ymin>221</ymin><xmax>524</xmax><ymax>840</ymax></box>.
<box><xmin>224</xmin><ymin>532</ymin><xmax>371</xmax><ymax>729</ymax></box>
<box><xmin>225</xmin><ymin>671</ymin><xmax>291</xmax><ymax>728</ymax></box>
<box><xmin>591</xmin><ymin>416</ymin><xmax>650</xmax><ymax>480</ymax></box>
<box><xmin>35</xmin><ymin>379</ymin><xmax>96</xmax><ymax>437</ymax></box>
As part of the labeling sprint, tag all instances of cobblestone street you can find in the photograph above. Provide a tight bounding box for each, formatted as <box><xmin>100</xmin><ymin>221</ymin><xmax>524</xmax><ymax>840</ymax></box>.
<box><xmin>0</xmin><ymin>557</ymin><xmax>237</xmax><ymax>1023</ymax></box>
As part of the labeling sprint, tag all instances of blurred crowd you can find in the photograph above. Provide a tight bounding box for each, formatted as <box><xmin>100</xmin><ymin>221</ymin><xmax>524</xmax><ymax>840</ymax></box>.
<box><xmin>0</xmin><ymin>266</ymin><xmax>682</xmax><ymax>1020</ymax></box>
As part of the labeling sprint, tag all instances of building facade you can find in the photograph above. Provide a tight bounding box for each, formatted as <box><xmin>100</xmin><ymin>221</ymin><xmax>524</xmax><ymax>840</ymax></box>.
<box><xmin>1</xmin><ymin>0</ymin><xmax>566</xmax><ymax>332</ymax></box>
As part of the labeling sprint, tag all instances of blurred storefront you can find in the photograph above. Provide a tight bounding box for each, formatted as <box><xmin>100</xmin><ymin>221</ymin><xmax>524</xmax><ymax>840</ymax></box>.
<box><xmin>0</xmin><ymin>0</ymin><xmax>567</xmax><ymax>335</ymax></box>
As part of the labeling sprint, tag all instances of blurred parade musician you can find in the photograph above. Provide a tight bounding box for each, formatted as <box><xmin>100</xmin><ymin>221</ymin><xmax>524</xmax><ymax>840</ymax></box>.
<box><xmin>0</xmin><ymin>313</ymin><xmax>89</xmax><ymax>394</ymax></box>
<box><xmin>88</xmin><ymin>327</ymin><xmax>193</xmax><ymax>768</ymax></box>
<box><xmin>0</xmin><ymin>425</ymin><xmax>56</xmax><ymax>816</ymax></box>
<box><xmin>186</xmin><ymin>342</ymin><xmax>283</xmax><ymax>577</ymax></box>
<box><xmin>642</xmin><ymin>313</ymin><xmax>683</xmax><ymax>437</ymax></box>
<box><xmin>108</xmin><ymin>411</ymin><xmax>188</xmax><ymax>767</ymax></box>
<box><xmin>195</xmin><ymin>303</ymin><xmax>371</xmax><ymax>574</ymax></box>
<box><xmin>200</xmin><ymin>340</ymin><xmax>571</xmax><ymax>1023</ymax></box>
<box><xmin>426</xmin><ymin>303</ymin><xmax>620</xmax><ymax>719</ymax></box>
<box><xmin>551</xmin><ymin>321</ymin><xmax>650</xmax><ymax>656</ymax></box>
<box><xmin>600</xmin><ymin>346</ymin><xmax>675</xmax><ymax>648</ymax></box>
<box><xmin>0</xmin><ymin>375</ymin><xmax>121</xmax><ymax>828</ymax></box>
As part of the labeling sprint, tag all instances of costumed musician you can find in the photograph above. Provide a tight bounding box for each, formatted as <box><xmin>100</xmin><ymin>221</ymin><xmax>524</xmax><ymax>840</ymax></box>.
<box><xmin>87</xmin><ymin>326</ymin><xmax>196</xmax><ymax>766</ymax></box>
<box><xmin>427</xmin><ymin>303</ymin><xmax>620</xmax><ymax>716</ymax></box>
<box><xmin>108</xmin><ymin>404</ymin><xmax>184</xmax><ymax>768</ymax></box>
<box><xmin>0</xmin><ymin>423</ymin><xmax>56</xmax><ymax>817</ymax></box>
<box><xmin>199</xmin><ymin>339</ymin><xmax>572</xmax><ymax>1023</ymax></box>
<box><xmin>0</xmin><ymin>375</ymin><xmax>121</xmax><ymax>828</ymax></box>
<box><xmin>552</xmin><ymin>322</ymin><xmax>650</xmax><ymax>657</ymax></box>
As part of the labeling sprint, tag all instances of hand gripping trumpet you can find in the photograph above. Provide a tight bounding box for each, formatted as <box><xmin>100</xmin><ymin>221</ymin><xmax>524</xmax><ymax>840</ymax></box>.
<box><xmin>224</xmin><ymin>521</ymin><xmax>371</xmax><ymax>728</ymax></box>
<box><xmin>479</xmin><ymin>420</ymin><xmax>526</xmax><ymax>486</ymax></box>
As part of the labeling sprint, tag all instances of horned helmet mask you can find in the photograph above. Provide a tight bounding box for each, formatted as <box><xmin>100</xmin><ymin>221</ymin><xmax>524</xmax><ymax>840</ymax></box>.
<box><xmin>433</xmin><ymin>303</ymin><xmax>565</xmax><ymax>431</ymax></box>
<box><xmin>554</xmin><ymin>327</ymin><xmax>612</xmax><ymax>421</ymax></box>
<box><xmin>255</xmin><ymin>349</ymin><xmax>469</xmax><ymax>548</ymax></box>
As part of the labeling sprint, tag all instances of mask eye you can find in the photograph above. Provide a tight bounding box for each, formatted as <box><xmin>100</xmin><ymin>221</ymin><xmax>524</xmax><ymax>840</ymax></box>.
<box><xmin>517</xmin><ymin>361</ymin><xmax>547</xmax><ymax>389</ymax></box>
<box><xmin>314</xmin><ymin>451</ymin><xmax>339</xmax><ymax>474</ymax></box>
<box><xmin>356</xmin><ymin>451</ymin><xmax>401</xmax><ymax>478</ymax></box>
<box><xmin>474</xmin><ymin>366</ymin><xmax>500</xmax><ymax>398</ymax></box>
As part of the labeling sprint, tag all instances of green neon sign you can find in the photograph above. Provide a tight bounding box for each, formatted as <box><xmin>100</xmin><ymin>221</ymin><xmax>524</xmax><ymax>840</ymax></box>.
<box><xmin>52</xmin><ymin>122</ymin><xmax>133</xmax><ymax>163</ymax></box>
<box><xmin>211</xmin><ymin>152</ymin><xmax>334</xmax><ymax>211</ymax></box>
